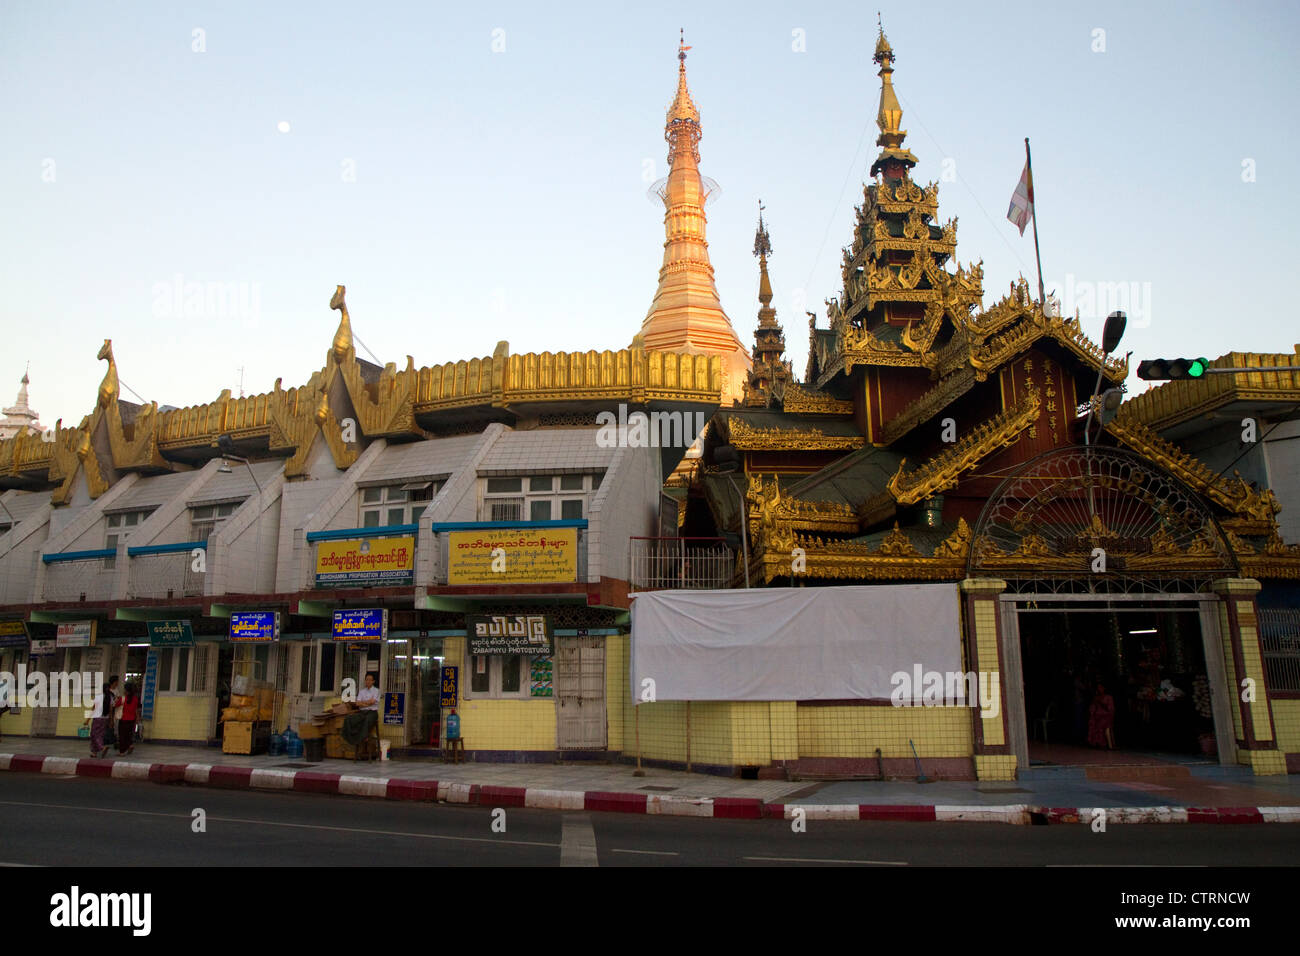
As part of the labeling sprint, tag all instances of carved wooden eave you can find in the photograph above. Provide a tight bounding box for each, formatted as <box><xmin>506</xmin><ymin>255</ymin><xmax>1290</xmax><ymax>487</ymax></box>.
<box><xmin>781</xmin><ymin>382</ymin><xmax>854</xmax><ymax>416</ymax></box>
<box><xmin>814</xmin><ymin>313</ymin><xmax>925</xmax><ymax>389</ymax></box>
<box><xmin>884</xmin><ymin>384</ymin><xmax>1041</xmax><ymax>509</ymax></box>
<box><xmin>1119</xmin><ymin>347</ymin><xmax>1300</xmax><ymax>432</ymax></box>
<box><xmin>742</xmin><ymin>473</ymin><xmax>859</xmax><ymax>555</ymax></box>
<box><xmin>931</xmin><ymin>286</ymin><xmax>1128</xmax><ymax>385</ymax></box>
<box><xmin>726</xmin><ymin>419</ymin><xmax>864</xmax><ymax>452</ymax></box>
<box><xmin>756</xmin><ymin>518</ymin><xmax>973</xmax><ymax>584</ymax></box>
<box><xmin>1104</xmin><ymin>414</ymin><xmax>1282</xmax><ymax>531</ymax></box>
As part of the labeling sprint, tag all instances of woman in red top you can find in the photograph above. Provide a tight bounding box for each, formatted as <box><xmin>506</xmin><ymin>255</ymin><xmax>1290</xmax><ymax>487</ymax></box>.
<box><xmin>117</xmin><ymin>682</ymin><xmax>141</xmax><ymax>755</ymax></box>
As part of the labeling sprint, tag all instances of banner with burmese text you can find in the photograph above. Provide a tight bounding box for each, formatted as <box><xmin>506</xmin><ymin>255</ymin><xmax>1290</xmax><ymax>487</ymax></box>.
<box><xmin>315</xmin><ymin>536</ymin><xmax>415</xmax><ymax>587</ymax></box>
<box><xmin>446</xmin><ymin>528</ymin><xmax>577</xmax><ymax>585</ymax></box>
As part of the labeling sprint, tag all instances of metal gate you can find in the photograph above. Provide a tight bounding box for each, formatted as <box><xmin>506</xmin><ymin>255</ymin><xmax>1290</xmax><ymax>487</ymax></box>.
<box><xmin>556</xmin><ymin>635</ymin><xmax>605</xmax><ymax>750</ymax></box>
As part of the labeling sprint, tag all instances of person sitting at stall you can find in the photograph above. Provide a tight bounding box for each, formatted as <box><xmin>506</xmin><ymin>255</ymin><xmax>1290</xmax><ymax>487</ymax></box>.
<box><xmin>356</xmin><ymin>672</ymin><xmax>380</xmax><ymax>711</ymax></box>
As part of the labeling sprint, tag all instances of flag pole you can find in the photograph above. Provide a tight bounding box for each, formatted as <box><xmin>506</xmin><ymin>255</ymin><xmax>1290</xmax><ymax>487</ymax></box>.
<box><xmin>1025</xmin><ymin>137</ymin><xmax>1046</xmax><ymax>308</ymax></box>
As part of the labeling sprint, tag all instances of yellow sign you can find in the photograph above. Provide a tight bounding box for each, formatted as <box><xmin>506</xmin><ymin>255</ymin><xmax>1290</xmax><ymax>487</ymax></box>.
<box><xmin>315</xmin><ymin>536</ymin><xmax>415</xmax><ymax>586</ymax></box>
<box><xmin>447</xmin><ymin>528</ymin><xmax>578</xmax><ymax>585</ymax></box>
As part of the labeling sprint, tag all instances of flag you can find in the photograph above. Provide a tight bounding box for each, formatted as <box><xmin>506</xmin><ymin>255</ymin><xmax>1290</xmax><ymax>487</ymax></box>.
<box><xmin>1007</xmin><ymin>160</ymin><xmax>1034</xmax><ymax>236</ymax></box>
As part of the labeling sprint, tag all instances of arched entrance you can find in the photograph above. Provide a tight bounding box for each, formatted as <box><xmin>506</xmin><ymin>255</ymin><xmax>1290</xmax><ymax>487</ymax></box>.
<box><xmin>966</xmin><ymin>446</ymin><xmax>1240</xmax><ymax>773</ymax></box>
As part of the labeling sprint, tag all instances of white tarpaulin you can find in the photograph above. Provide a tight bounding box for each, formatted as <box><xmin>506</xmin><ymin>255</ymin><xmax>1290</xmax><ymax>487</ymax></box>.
<box><xmin>630</xmin><ymin>584</ymin><xmax>962</xmax><ymax>702</ymax></box>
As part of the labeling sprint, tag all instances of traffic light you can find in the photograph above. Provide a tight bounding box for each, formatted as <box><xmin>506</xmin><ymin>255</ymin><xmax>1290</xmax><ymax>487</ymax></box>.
<box><xmin>1136</xmin><ymin>357</ymin><xmax>1210</xmax><ymax>380</ymax></box>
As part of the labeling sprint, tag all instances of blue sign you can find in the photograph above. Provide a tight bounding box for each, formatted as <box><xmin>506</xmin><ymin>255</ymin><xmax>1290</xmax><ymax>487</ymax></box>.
<box><xmin>331</xmin><ymin>608</ymin><xmax>387</xmax><ymax>640</ymax></box>
<box><xmin>229</xmin><ymin>612</ymin><xmax>280</xmax><ymax>642</ymax></box>
<box><xmin>141</xmin><ymin>650</ymin><xmax>158</xmax><ymax>720</ymax></box>
<box><xmin>383</xmin><ymin>692</ymin><xmax>405</xmax><ymax>726</ymax></box>
<box><xmin>440</xmin><ymin>666</ymin><xmax>458</xmax><ymax>708</ymax></box>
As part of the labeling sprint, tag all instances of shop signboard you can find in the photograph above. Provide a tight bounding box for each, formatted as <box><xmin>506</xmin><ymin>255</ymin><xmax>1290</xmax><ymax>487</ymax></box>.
<box><xmin>141</xmin><ymin>650</ymin><xmax>158</xmax><ymax>720</ymax></box>
<box><xmin>383</xmin><ymin>692</ymin><xmax>405</xmax><ymax>726</ymax></box>
<box><xmin>30</xmin><ymin>638</ymin><xmax>56</xmax><ymax>656</ymax></box>
<box><xmin>445</xmin><ymin>528</ymin><xmax>577</xmax><ymax>585</ymax></box>
<box><xmin>314</xmin><ymin>536</ymin><xmax>414</xmax><ymax>587</ymax></box>
<box><xmin>439</xmin><ymin>666</ymin><xmax>458</xmax><ymax>707</ymax></box>
<box><xmin>331</xmin><ymin>608</ymin><xmax>387</xmax><ymax>641</ymax></box>
<box><xmin>229</xmin><ymin>612</ymin><xmax>280</xmax><ymax>642</ymax></box>
<box><xmin>466</xmin><ymin>613</ymin><xmax>553</xmax><ymax>656</ymax></box>
<box><xmin>0</xmin><ymin>620</ymin><xmax>28</xmax><ymax>648</ymax></box>
<box><xmin>56</xmin><ymin>621</ymin><xmax>96</xmax><ymax>647</ymax></box>
<box><xmin>147</xmin><ymin>620</ymin><xmax>195</xmax><ymax>647</ymax></box>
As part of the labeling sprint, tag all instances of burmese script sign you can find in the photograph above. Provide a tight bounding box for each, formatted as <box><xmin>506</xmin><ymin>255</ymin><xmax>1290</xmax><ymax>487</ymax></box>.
<box><xmin>315</xmin><ymin>536</ymin><xmax>415</xmax><ymax>587</ymax></box>
<box><xmin>467</xmin><ymin>614</ymin><xmax>553</xmax><ymax>655</ymax></box>
<box><xmin>446</xmin><ymin>528</ymin><xmax>577</xmax><ymax>585</ymax></box>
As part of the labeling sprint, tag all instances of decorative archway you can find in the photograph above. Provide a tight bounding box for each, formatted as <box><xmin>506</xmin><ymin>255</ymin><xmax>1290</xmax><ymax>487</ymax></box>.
<box><xmin>967</xmin><ymin>445</ymin><xmax>1239</xmax><ymax>593</ymax></box>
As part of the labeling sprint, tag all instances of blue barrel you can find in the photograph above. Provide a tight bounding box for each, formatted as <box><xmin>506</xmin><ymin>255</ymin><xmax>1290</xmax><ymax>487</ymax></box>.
<box><xmin>268</xmin><ymin>729</ymin><xmax>285</xmax><ymax>756</ymax></box>
<box><xmin>284</xmin><ymin>728</ymin><xmax>303</xmax><ymax>759</ymax></box>
<box><xmin>445</xmin><ymin>712</ymin><xmax>460</xmax><ymax>740</ymax></box>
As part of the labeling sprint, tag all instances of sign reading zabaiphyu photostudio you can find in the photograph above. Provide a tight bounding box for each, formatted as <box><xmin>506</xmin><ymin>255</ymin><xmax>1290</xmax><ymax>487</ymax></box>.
<box><xmin>332</xmin><ymin>608</ymin><xmax>387</xmax><ymax>640</ymax></box>
<box><xmin>229</xmin><ymin>612</ymin><xmax>280</xmax><ymax>642</ymax></box>
<box><xmin>147</xmin><ymin>620</ymin><xmax>195</xmax><ymax>647</ymax></box>
<box><xmin>466</xmin><ymin>614</ymin><xmax>553</xmax><ymax>655</ymax></box>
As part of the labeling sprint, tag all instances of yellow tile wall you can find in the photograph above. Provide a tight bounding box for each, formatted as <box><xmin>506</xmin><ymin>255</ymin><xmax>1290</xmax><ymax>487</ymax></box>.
<box><xmin>797</xmin><ymin>705</ymin><xmax>973</xmax><ymax>758</ymax></box>
<box><xmin>974</xmin><ymin>754</ymin><xmax>1017</xmax><ymax>780</ymax></box>
<box><xmin>605</xmin><ymin>634</ymin><xmax>628</xmax><ymax>752</ymax></box>
<box><xmin>0</xmin><ymin>707</ymin><xmax>33</xmax><ymax>737</ymax></box>
<box><xmin>147</xmin><ymin>695</ymin><xmax>217</xmax><ymax>741</ymax></box>
<box><xmin>629</xmin><ymin>700</ymin><xmax>740</xmax><ymax>765</ymax></box>
<box><xmin>1274</xmin><ymin>699</ymin><xmax>1300</xmax><ymax>754</ymax></box>
<box><xmin>1236</xmin><ymin>610</ymin><xmax>1273</xmax><ymax>741</ymax></box>
<box><xmin>973</xmin><ymin>601</ymin><xmax>1004</xmax><ymax>747</ymax></box>
<box><xmin>459</xmin><ymin>699</ymin><xmax>556</xmax><ymax>751</ymax></box>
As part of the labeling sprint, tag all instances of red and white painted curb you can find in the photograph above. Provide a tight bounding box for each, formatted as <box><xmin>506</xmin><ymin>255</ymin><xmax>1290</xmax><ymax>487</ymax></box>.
<box><xmin>3</xmin><ymin>753</ymin><xmax>1298</xmax><ymax>824</ymax></box>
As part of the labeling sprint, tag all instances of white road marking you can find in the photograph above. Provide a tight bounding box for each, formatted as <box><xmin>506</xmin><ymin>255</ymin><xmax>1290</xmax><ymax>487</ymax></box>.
<box><xmin>561</xmin><ymin>813</ymin><xmax>599</xmax><ymax>867</ymax></box>
<box><xmin>0</xmin><ymin>799</ymin><xmax>558</xmax><ymax>849</ymax></box>
<box><xmin>744</xmin><ymin>856</ymin><xmax>907</xmax><ymax>865</ymax></box>
<box><xmin>611</xmin><ymin>848</ymin><xmax>679</xmax><ymax>856</ymax></box>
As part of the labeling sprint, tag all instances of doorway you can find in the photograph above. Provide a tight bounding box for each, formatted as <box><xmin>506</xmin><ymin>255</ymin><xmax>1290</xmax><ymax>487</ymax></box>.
<box><xmin>556</xmin><ymin>634</ymin><xmax>606</xmax><ymax>750</ymax></box>
<box><xmin>1000</xmin><ymin>594</ymin><xmax>1236</xmax><ymax>770</ymax></box>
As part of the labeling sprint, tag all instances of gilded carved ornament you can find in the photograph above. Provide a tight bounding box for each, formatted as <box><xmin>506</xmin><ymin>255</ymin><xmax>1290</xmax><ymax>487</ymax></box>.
<box><xmin>726</xmin><ymin>418</ymin><xmax>864</xmax><ymax>451</ymax></box>
<box><xmin>887</xmin><ymin>384</ymin><xmax>1041</xmax><ymax>505</ymax></box>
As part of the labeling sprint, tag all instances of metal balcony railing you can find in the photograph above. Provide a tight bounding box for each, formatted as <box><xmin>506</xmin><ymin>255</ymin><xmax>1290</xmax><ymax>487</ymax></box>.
<box><xmin>629</xmin><ymin>536</ymin><xmax>733</xmax><ymax>591</ymax></box>
<box><xmin>127</xmin><ymin>541</ymin><xmax>207</xmax><ymax>600</ymax></box>
<box><xmin>41</xmin><ymin>550</ymin><xmax>116</xmax><ymax>603</ymax></box>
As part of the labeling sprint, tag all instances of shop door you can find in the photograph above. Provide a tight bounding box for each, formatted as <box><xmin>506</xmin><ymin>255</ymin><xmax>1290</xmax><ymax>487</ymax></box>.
<box><xmin>29</xmin><ymin>652</ymin><xmax>60</xmax><ymax>736</ymax></box>
<box><xmin>556</xmin><ymin>635</ymin><xmax>605</xmax><ymax>750</ymax></box>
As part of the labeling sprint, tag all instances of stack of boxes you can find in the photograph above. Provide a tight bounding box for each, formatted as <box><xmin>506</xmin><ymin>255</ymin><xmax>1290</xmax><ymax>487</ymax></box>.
<box><xmin>299</xmin><ymin>701</ymin><xmax>371</xmax><ymax>758</ymax></box>
<box><xmin>221</xmin><ymin>676</ymin><xmax>277</xmax><ymax>754</ymax></box>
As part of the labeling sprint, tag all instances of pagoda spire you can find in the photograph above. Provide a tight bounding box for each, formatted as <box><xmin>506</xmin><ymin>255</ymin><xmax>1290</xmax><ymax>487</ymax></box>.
<box><xmin>0</xmin><ymin>363</ymin><xmax>42</xmax><ymax>439</ymax></box>
<box><xmin>743</xmin><ymin>202</ymin><xmax>792</xmax><ymax>408</ymax></box>
<box><xmin>637</xmin><ymin>33</ymin><xmax>750</xmax><ymax>404</ymax></box>
<box><xmin>869</xmin><ymin>18</ymin><xmax>918</xmax><ymax>179</ymax></box>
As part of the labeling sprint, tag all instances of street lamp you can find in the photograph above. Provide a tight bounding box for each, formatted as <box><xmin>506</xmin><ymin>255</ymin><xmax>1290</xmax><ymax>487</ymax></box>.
<box><xmin>1083</xmin><ymin>311</ymin><xmax>1127</xmax><ymax>446</ymax></box>
<box><xmin>713</xmin><ymin>444</ymin><xmax>750</xmax><ymax>589</ymax></box>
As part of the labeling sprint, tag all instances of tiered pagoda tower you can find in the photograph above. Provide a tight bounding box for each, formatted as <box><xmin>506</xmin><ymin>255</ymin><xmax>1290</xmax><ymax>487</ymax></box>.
<box><xmin>637</xmin><ymin>37</ymin><xmax>750</xmax><ymax>404</ymax></box>
<box><xmin>742</xmin><ymin>204</ymin><xmax>793</xmax><ymax>408</ymax></box>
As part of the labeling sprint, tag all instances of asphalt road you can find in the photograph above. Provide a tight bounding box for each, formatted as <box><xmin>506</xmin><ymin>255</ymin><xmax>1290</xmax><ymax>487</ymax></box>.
<box><xmin>1</xmin><ymin>774</ymin><xmax>1298</xmax><ymax>867</ymax></box>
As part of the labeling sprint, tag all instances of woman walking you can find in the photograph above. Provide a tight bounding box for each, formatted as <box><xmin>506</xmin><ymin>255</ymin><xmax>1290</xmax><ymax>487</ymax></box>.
<box><xmin>116</xmin><ymin>682</ymin><xmax>140</xmax><ymax>755</ymax></box>
<box><xmin>85</xmin><ymin>681</ymin><xmax>115</xmax><ymax>758</ymax></box>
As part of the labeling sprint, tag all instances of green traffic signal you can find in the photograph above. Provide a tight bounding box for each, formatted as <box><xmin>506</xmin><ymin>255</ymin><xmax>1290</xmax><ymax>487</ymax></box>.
<box><xmin>1136</xmin><ymin>357</ymin><xmax>1212</xmax><ymax>381</ymax></box>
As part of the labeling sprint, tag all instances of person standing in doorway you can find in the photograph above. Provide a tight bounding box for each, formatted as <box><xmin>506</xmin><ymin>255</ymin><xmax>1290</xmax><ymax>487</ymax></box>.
<box><xmin>117</xmin><ymin>682</ymin><xmax>140</xmax><ymax>755</ymax></box>
<box><xmin>1087</xmin><ymin>682</ymin><xmax>1116</xmax><ymax>750</ymax></box>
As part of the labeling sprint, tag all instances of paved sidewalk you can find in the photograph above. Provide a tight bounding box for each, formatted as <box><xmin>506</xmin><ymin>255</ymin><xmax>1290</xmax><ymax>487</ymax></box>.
<box><xmin>3</xmin><ymin>737</ymin><xmax>1298</xmax><ymax>824</ymax></box>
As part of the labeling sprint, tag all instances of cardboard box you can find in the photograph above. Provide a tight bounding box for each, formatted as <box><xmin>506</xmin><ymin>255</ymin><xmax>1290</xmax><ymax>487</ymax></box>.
<box><xmin>325</xmin><ymin>734</ymin><xmax>356</xmax><ymax>759</ymax></box>
<box><xmin>223</xmin><ymin>720</ymin><xmax>270</xmax><ymax>755</ymax></box>
<box><xmin>298</xmin><ymin>721</ymin><xmax>324</xmax><ymax>740</ymax></box>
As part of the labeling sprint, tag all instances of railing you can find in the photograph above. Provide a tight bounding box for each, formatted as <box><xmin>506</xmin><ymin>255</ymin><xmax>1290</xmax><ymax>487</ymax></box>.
<box><xmin>629</xmin><ymin>536</ymin><xmax>733</xmax><ymax>592</ymax></box>
<box><xmin>1260</xmin><ymin>608</ymin><xmax>1300</xmax><ymax>695</ymax></box>
<box><xmin>41</xmin><ymin>550</ymin><xmax>116</xmax><ymax>603</ymax></box>
<box><xmin>305</xmin><ymin>524</ymin><xmax>418</xmax><ymax>590</ymax></box>
<box><xmin>430</xmin><ymin>520</ymin><xmax>588</xmax><ymax>586</ymax></box>
<box><xmin>127</xmin><ymin>541</ymin><xmax>207</xmax><ymax>600</ymax></box>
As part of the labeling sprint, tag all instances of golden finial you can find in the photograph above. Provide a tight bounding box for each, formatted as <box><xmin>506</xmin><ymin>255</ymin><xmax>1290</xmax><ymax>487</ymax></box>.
<box><xmin>869</xmin><ymin>17</ymin><xmax>917</xmax><ymax>177</ymax></box>
<box><xmin>753</xmin><ymin>200</ymin><xmax>772</xmax><ymax>260</ymax></box>
<box><xmin>667</xmin><ymin>30</ymin><xmax>699</xmax><ymax>126</ymax></box>
<box><xmin>329</xmin><ymin>284</ymin><xmax>353</xmax><ymax>364</ymax></box>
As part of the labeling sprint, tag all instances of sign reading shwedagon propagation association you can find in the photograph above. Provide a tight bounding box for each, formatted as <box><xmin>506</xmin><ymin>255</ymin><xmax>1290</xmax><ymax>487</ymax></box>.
<box><xmin>315</xmin><ymin>536</ymin><xmax>414</xmax><ymax>587</ymax></box>
<box><xmin>446</xmin><ymin>528</ymin><xmax>577</xmax><ymax>585</ymax></box>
